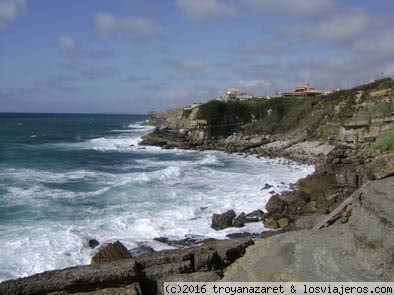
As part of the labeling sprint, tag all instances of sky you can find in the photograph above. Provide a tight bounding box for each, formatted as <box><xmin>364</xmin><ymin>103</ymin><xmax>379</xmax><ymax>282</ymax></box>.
<box><xmin>1</xmin><ymin>0</ymin><xmax>394</xmax><ymax>114</ymax></box>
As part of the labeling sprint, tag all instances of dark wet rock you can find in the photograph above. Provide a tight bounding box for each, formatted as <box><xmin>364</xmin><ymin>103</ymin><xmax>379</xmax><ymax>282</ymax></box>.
<box><xmin>232</xmin><ymin>212</ymin><xmax>247</xmax><ymax>228</ymax></box>
<box><xmin>153</xmin><ymin>236</ymin><xmax>203</xmax><ymax>248</ymax></box>
<box><xmin>246</xmin><ymin>209</ymin><xmax>266</xmax><ymax>221</ymax></box>
<box><xmin>129</xmin><ymin>245</ymin><xmax>155</xmax><ymax>257</ymax></box>
<box><xmin>211</xmin><ymin>209</ymin><xmax>236</xmax><ymax>230</ymax></box>
<box><xmin>226</xmin><ymin>232</ymin><xmax>262</xmax><ymax>239</ymax></box>
<box><xmin>262</xmin><ymin>183</ymin><xmax>273</xmax><ymax>190</ymax></box>
<box><xmin>88</xmin><ymin>239</ymin><xmax>99</xmax><ymax>249</ymax></box>
<box><xmin>91</xmin><ymin>241</ymin><xmax>131</xmax><ymax>265</ymax></box>
<box><xmin>269</xmin><ymin>190</ymin><xmax>275</xmax><ymax>194</ymax></box>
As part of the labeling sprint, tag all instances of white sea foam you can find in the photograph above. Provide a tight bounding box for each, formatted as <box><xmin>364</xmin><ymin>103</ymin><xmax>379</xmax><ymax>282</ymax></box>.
<box><xmin>0</xmin><ymin>126</ymin><xmax>315</xmax><ymax>282</ymax></box>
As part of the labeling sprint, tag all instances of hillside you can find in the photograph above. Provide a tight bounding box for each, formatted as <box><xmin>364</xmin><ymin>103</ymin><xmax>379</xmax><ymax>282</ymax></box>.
<box><xmin>143</xmin><ymin>78</ymin><xmax>394</xmax><ymax>154</ymax></box>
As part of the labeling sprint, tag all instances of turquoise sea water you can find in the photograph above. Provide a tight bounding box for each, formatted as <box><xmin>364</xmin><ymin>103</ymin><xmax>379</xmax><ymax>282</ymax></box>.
<box><xmin>0</xmin><ymin>113</ymin><xmax>313</xmax><ymax>281</ymax></box>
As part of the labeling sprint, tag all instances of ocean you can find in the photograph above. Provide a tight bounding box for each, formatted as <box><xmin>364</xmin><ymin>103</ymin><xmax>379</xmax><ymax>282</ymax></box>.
<box><xmin>0</xmin><ymin>113</ymin><xmax>314</xmax><ymax>281</ymax></box>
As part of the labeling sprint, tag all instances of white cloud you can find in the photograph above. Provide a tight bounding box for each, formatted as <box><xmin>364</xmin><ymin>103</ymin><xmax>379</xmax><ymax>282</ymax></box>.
<box><xmin>176</xmin><ymin>0</ymin><xmax>238</xmax><ymax>20</ymax></box>
<box><xmin>0</xmin><ymin>0</ymin><xmax>26</xmax><ymax>30</ymax></box>
<box><xmin>94</xmin><ymin>13</ymin><xmax>161</xmax><ymax>37</ymax></box>
<box><xmin>242</xmin><ymin>0</ymin><xmax>335</xmax><ymax>17</ymax></box>
<box><xmin>56</xmin><ymin>35</ymin><xmax>112</xmax><ymax>60</ymax></box>
<box><xmin>57</xmin><ymin>35</ymin><xmax>76</xmax><ymax>51</ymax></box>
<box><xmin>288</xmin><ymin>12</ymin><xmax>369</xmax><ymax>41</ymax></box>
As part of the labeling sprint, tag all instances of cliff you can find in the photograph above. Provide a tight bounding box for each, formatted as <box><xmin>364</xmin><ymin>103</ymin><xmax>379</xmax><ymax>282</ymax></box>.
<box><xmin>142</xmin><ymin>78</ymin><xmax>394</xmax><ymax>155</ymax></box>
<box><xmin>141</xmin><ymin>78</ymin><xmax>394</xmax><ymax>230</ymax></box>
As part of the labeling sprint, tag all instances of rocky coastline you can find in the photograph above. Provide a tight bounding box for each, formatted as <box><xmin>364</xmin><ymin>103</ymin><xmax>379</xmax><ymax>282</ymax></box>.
<box><xmin>1</xmin><ymin>78</ymin><xmax>394</xmax><ymax>293</ymax></box>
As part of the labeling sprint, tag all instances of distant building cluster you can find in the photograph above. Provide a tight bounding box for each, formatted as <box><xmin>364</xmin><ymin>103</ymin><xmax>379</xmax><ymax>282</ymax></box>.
<box><xmin>217</xmin><ymin>88</ymin><xmax>254</xmax><ymax>102</ymax></box>
<box><xmin>281</xmin><ymin>84</ymin><xmax>339</xmax><ymax>97</ymax></box>
<box><xmin>282</xmin><ymin>84</ymin><xmax>322</xmax><ymax>97</ymax></box>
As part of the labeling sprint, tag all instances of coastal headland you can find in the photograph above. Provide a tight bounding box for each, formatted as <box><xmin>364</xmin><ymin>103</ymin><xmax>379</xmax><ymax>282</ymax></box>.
<box><xmin>1</xmin><ymin>78</ymin><xmax>394</xmax><ymax>294</ymax></box>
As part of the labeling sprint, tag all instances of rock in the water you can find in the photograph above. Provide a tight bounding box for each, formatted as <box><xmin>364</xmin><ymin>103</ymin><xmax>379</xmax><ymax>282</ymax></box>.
<box><xmin>246</xmin><ymin>209</ymin><xmax>266</xmax><ymax>221</ymax></box>
<box><xmin>88</xmin><ymin>239</ymin><xmax>99</xmax><ymax>249</ymax></box>
<box><xmin>263</xmin><ymin>217</ymin><xmax>279</xmax><ymax>229</ymax></box>
<box><xmin>262</xmin><ymin>183</ymin><xmax>273</xmax><ymax>190</ymax></box>
<box><xmin>232</xmin><ymin>212</ymin><xmax>247</xmax><ymax>227</ymax></box>
<box><xmin>211</xmin><ymin>210</ymin><xmax>236</xmax><ymax>230</ymax></box>
<box><xmin>129</xmin><ymin>245</ymin><xmax>155</xmax><ymax>256</ymax></box>
<box><xmin>277</xmin><ymin>217</ymin><xmax>289</xmax><ymax>228</ymax></box>
<box><xmin>91</xmin><ymin>241</ymin><xmax>131</xmax><ymax>265</ymax></box>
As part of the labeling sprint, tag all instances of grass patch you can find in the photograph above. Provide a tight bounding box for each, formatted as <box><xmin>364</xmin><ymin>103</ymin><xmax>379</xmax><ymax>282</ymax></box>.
<box><xmin>372</xmin><ymin>127</ymin><xmax>394</xmax><ymax>152</ymax></box>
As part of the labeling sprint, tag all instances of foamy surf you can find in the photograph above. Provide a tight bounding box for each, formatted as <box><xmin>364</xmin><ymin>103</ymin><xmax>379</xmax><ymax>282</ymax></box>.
<box><xmin>0</xmin><ymin>115</ymin><xmax>314</xmax><ymax>282</ymax></box>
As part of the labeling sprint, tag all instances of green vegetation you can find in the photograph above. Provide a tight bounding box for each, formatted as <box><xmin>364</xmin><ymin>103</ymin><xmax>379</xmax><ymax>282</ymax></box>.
<box><xmin>372</xmin><ymin>127</ymin><xmax>394</xmax><ymax>152</ymax></box>
<box><xmin>182</xmin><ymin>108</ymin><xmax>192</xmax><ymax>119</ymax></box>
<box><xmin>196</xmin><ymin>78</ymin><xmax>394</xmax><ymax>141</ymax></box>
<box><xmin>197</xmin><ymin>100</ymin><xmax>251</xmax><ymax>136</ymax></box>
<box><xmin>353</xmin><ymin>78</ymin><xmax>394</xmax><ymax>91</ymax></box>
<box><xmin>244</xmin><ymin>97</ymin><xmax>320</xmax><ymax>134</ymax></box>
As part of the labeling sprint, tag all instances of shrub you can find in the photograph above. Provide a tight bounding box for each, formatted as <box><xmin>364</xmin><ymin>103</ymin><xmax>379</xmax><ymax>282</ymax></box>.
<box><xmin>372</xmin><ymin>127</ymin><xmax>394</xmax><ymax>152</ymax></box>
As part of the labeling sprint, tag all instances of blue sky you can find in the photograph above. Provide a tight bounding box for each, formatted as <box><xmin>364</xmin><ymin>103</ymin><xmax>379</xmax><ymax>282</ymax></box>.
<box><xmin>1</xmin><ymin>0</ymin><xmax>394</xmax><ymax>114</ymax></box>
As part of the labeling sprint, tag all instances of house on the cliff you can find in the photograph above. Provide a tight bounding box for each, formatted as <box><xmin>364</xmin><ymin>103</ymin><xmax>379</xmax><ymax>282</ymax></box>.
<box><xmin>217</xmin><ymin>88</ymin><xmax>254</xmax><ymax>101</ymax></box>
<box><xmin>282</xmin><ymin>84</ymin><xmax>322</xmax><ymax>97</ymax></box>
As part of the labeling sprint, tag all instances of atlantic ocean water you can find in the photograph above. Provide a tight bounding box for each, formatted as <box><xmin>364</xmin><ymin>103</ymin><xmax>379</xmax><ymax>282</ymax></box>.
<box><xmin>0</xmin><ymin>113</ymin><xmax>314</xmax><ymax>281</ymax></box>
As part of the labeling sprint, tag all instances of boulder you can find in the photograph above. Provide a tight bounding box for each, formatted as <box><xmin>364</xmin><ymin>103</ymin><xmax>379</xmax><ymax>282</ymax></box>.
<box><xmin>263</xmin><ymin>217</ymin><xmax>279</xmax><ymax>229</ymax></box>
<box><xmin>277</xmin><ymin>217</ymin><xmax>289</xmax><ymax>228</ymax></box>
<box><xmin>211</xmin><ymin>210</ymin><xmax>236</xmax><ymax>230</ymax></box>
<box><xmin>265</xmin><ymin>195</ymin><xmax>285</xmax><ymax>216</ymax></box>
<box><xmin>88</xmin><ymin>239</ymin><xmax>99</xmax><ymax>249</ymax></box>
<box><xmin>91</xmin><ymin>241</ymin><xmax>131</xmax><ymax>265</ymax></box>
<box><xmin>246</xmin><ymin>209</ymin><xmax>265</xmax><ymax>221</ymax></box>
<box><xmin>262</xmin><ymin>183</ymin><xmax>273</xmax><ymax>190</ymax></box>
<box><xmin>232</xmin><ymin>212</ymin><xmax>247</xmax><ymax>227</ymax></box>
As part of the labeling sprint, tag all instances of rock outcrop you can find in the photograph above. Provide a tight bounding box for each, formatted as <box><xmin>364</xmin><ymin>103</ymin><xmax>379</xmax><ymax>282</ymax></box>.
<box><xmin>91</xmin><ymin>241</ymin><xmax>131</xmax><ymax>265</ymax></box>
<box><xmin>224</xmin><ymin>177</ymin><xmax>394</xmax><ymax>281</ymax></box>
<box><xmin>211</xmin><ymin>210</ymin><xmax>236</xmax><ymax>230</ymax></box>
<box><xmin>0</xmin><ymin>238</ymin><xmax>253</xmax><ymax>295</ymax></box>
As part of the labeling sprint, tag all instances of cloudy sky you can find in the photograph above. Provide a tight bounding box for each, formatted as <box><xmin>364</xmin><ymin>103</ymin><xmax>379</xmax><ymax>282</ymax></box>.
<box><xmin>1</xmin><ymin>0</ymin><xmax>394</xmax><ymax>114</ymax></box>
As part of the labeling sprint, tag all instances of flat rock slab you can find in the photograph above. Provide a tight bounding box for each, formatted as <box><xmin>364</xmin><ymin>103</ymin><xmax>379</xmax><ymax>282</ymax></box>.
<box><xmin>224</xmin><ymin>177</ymin><xmax>394</xmax><ymax>282</ymax></box>
<box><xmin>223</xmin><ymin>226</ymin><xmax>379</xmax><ymax>282</ymax></box>
<box><xmin>0</xmin><ymin>260</ymin><xmax>138</xmax><ymax>295</ymax></box>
